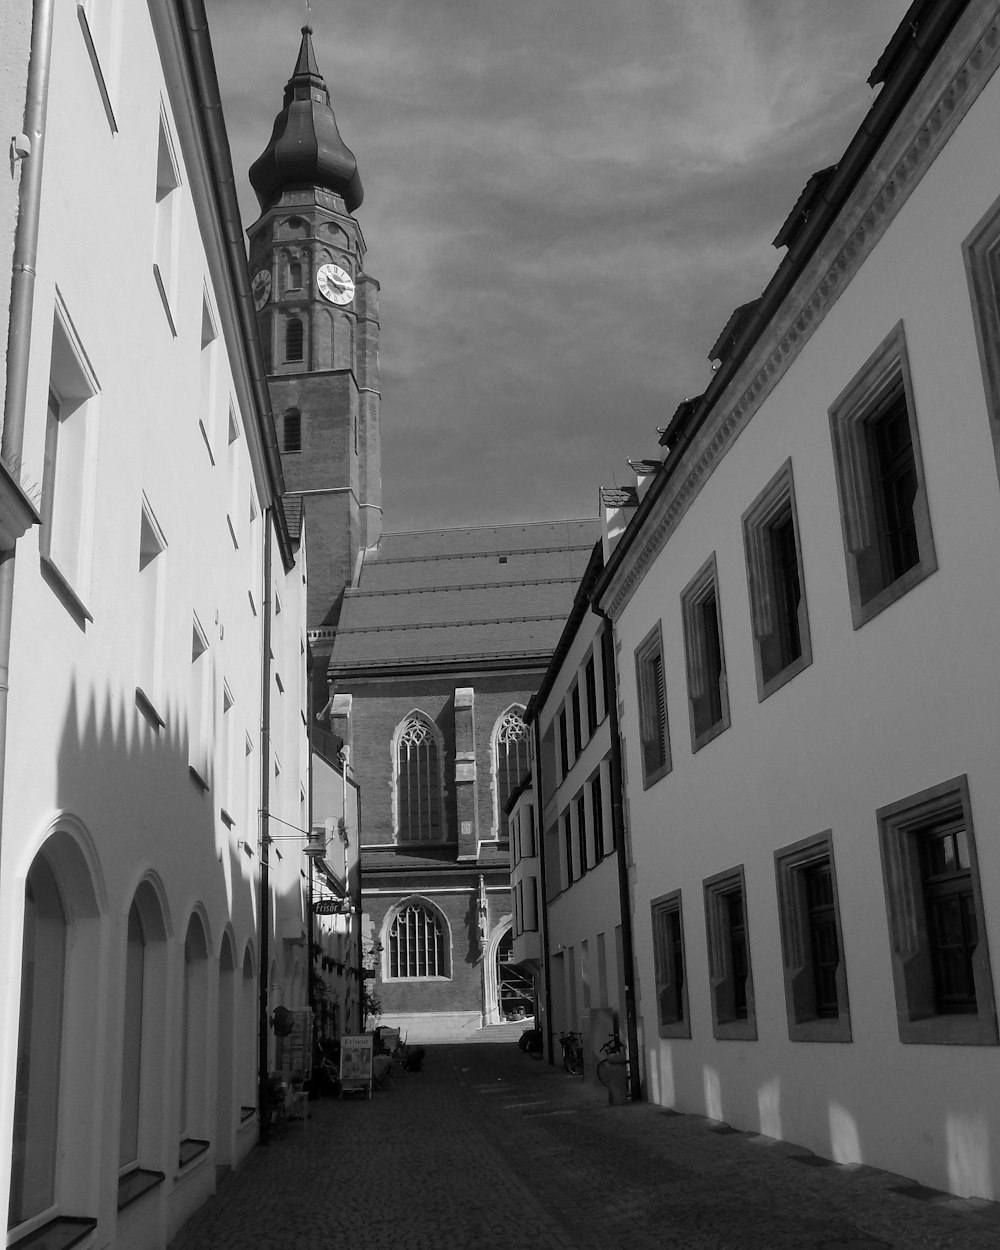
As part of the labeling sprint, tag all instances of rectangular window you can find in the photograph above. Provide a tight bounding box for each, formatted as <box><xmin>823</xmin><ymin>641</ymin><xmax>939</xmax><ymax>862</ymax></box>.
<box><xmin>153</xmin><ymin>113</ymin><xmax>181</xmax><ymax>329</ymax></box>
<box><xmin>742</xmin><ymin>460</ymin><xmax>812</xmax><ymax>700</ymax></box>
<box><xmin>963</xmin><ymin>196</ymin><xmax>1000</xmax><ymax>488</ymax></box>
<box><xmin>704</xmin><ymin>866</ymin><xmax>756</xmax><ymax>1040</ymax></box>
<box><xmin>571</xmin><ymin>685</ymin><xmax>582</xmax><ymax>756</ymax></box>
<box><xmin>651</xmin><ymin>891</ymin><xmax>690</xmax><ymax>1038</ymax></box>
<box><xmin>219</xmin><ymin>684</ymin><xmax>234</xmax><ymax>821</ymax></box>
<box><xmin>775</xmin><ymin>832</ymin><xmax>851</xmax><ymax>1042</ymax></box>
<box><xmin>681</xmin><ymin>555</ymin><xmax>730</xmax><ymax>751</ymax></box>
<box><xmin>563</xmin><ymin>814</ymin><xmax>574</xmax><ymax>887</ymax></box>
<box><xmin>189</xmin><ymin>619</ymin><xmax>210</xmax><ymax>787</ymax></box>
<box><xmin>136</xmin><ymin>501</ymin><xmax>167</xmax><ymax>725</ymax></box>
<box><xmin>585</xmin><ymin>654</ymin><xmax>598</xmax><ymax>737</ymax></box>
<box><xmin>591</xmin><ymin>773</ymin><xmax>605</xmax><ymax>861</ymax></box>
<box><xmin>576</xmin><ymin>792</ymin><xmax>587</xmax><ymax>876</ymax></box>
<box><xmin>558</xmin><ymin>709</ymin><xmax>569</xmax><ymax>778</ymax></box>
<box><xmin>199</xmin><ymin>295</ymin><xmax>217</xmax><ymax>460</ymax></box>
<box><xmin>634</xmin><ymin>622</ymin><xmax>670</xmax><ymax>786</ymax></box>
<box><xmin>523</xmin><ymin>804</ymin><xmax>536</xmax><ymax>858</ymax></box>
<box><xmin>876</xmin><ymin>776</ymin><xmax>997</xmax><ymax>1045</ymax></box>
<box><xmin>828</xmin><ymin>322</ymin><xmax>936</xmax><ymax>628</ymax></box>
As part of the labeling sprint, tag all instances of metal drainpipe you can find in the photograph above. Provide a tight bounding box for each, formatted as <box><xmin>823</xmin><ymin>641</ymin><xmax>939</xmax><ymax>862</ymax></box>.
<box><xmin>0</xmin><ymin>0</ymin><xmax>55</xmax><ymax>885</ymax></box>
<box><xmin>596</xmin><ymin>610</ymin><xmax>641</xmax><ymax>1101</ymax></box>
<box><xmin>531</xmin><ymin>716</ymin><xmax>555</xmax><ymax>1065</ymax></box>
<box><xmin>258</xmin><ymin>508</ymin><xmax>273</xmax><ymax>1144</ymax></box>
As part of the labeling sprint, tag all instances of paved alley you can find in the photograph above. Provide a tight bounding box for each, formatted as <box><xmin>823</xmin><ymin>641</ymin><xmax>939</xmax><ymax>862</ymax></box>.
<box><xmin>168</xmin><ymin>1042</ymin><xmax>1000</xmax><ymax>1250</ymax></box>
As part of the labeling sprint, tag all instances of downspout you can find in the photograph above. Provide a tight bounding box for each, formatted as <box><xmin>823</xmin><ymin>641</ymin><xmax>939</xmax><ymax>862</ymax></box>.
<box><xmin>354</xmin><ymin>782</ymin><xmax>363</xmax><ymax>1031</ymax></box>
<box><xmin>0</xmin><ymin>0</ymin><xmax>54</xmax><ymax>881</ymax></box>
<box><xmin>596</xmin><ymin>610</ymin><xmax>641</xmax><ymax>1101</ymax></box>
<box><xmin>530</xmin><ymin>716</ymin><xmax>555</xmax><ymax>1065</ymax></box>
<box><xmin>306</xmin><ymin>648</ymin><xmax>314</xmax><ymax>1021</ymax></box>
<box><xmin>257</xmin><ymin>508</ymin><xmax>273</xmax><ymax>1144</ymax></box>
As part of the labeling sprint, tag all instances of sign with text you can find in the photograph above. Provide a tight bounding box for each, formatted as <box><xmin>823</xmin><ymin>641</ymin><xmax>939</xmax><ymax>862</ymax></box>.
<box><xmin>339</xmin><ymin>1034</ymin><xmax>373</xmax><ymax>1096</ymax></box>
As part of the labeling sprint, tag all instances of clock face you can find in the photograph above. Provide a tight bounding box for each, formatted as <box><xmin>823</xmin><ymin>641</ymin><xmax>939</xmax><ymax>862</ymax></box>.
<box><xmin>316</xmin><ymin>263</ymin><xmax>355</xmax><ymax>306</ymax></box>
<box><xmin>252</xmin><ymin>269</ymin><xmax>272</xmax><ymax>311</ymax></box>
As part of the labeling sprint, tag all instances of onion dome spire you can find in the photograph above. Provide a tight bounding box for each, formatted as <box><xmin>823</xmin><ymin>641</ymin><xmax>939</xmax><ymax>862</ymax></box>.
<box><xmin>249</xmin><ymin>25</ymin><xmax>363</xmax><ymax>214</ymax></box>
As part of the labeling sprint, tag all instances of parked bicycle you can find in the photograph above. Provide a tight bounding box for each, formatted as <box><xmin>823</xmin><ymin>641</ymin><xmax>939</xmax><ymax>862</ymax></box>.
<box><xmin>557</xmin><ymin>1030</ymin><xmax>584</xmax><ymax>1076</ymax></box>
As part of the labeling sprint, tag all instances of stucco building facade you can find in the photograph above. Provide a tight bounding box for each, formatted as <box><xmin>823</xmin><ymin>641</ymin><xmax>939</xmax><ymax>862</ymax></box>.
<box><xmin>0</xmin><ymin>4</ymin><xmax>312</xmax><ymax>1247</ymax></box>
<box><xmin>596</xmin><ymin>0</ymin><xmax>1000</xmax><ymax>1201</ymax></box>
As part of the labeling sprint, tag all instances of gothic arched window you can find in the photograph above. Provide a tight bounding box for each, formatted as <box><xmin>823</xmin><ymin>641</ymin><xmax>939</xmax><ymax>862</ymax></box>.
<box><xmin>388</xmin><ymin>901</ymin><xmax>448</xmax><ymax>978</ymax></box>
<box><xmin>396</xmin><ymin>716</ymin><xmax>442</xmax><ymax>842</ymax></box>
<box><xmin>284</xmin><ymin>316</ymin><xmax>304</xmax><ymax>363</ymax></box>
<box><xmin>495</xmin><ymin>708</ymin><xmax>530</xmax><ymax>839</ymax></box>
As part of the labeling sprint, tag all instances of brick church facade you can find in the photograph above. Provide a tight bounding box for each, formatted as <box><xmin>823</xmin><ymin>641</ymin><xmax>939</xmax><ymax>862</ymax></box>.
<box><xmin>248</xmin><ymin>27</ymin><xmax>598</xmax><ymax>1042</ymax></box>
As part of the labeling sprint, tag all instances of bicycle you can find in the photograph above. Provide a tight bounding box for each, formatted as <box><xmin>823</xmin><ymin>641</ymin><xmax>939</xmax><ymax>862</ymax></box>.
<box><xmin>557</xmin><ymin>1030</ymin><xmax>584</xmax><ymax>1076</ymax></box>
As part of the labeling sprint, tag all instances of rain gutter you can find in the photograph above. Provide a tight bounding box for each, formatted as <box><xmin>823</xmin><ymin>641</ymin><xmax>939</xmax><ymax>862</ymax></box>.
<box><xmin>0</xmin><ymin>0</ymin><xmax>53</xmax><ymax>890</ymax></box>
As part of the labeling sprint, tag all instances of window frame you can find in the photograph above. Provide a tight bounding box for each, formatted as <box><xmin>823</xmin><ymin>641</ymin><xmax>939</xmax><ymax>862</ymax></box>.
<box><xmin>876</xmin><ymin>775</ymin><xmax>998</xmax><ymax>1046</ymax></box>
<box><xmin>681</xmin><ymin>554</ymin><xmax>730</xmax><ymax>752</ymax></box>
<box><xmin>393</xmin><ymin>713</ymin><xmax>446</xmax><ymax>844</ymax></box>
<box><xmin>135</xmin><ymin>499</ymin><xmax>167</xmax><ymax>729</ymax></box>
<box><xmin>703</xmin><ymin>865</ymin><xmax>756</xmax><ymax>1041</ymax></box>
<box><xmin>41</xmin><ymin>298</ymin><xmax>101</xmax><ymax>620</ymax></box>
<box><xmin>774</xmin><ymin>831</ymin><xmax>851</xmax><ymax>1042</ymax></box>
<box><xmin>742</xmin><ymin>459</ymin><xmax>812</xmax><ymax>701</ymax></box>
<box><xmin>962</xmin><ymin>193</ymin><xmax>1000</xmax><ymax>489</ymax></box>
<box><xmin>634</xmin><ymin>621</ymin><xmax>671</xmax><ymax>787</ymax></box>
<box><xmin>651</xmin><ymin>891</ymin><xmax>690</xmax><ymax>1039</ymax></box>
<box><xmin>384</xmin><ymin>899</ymin><xmax>451</xmax><ymax>981</ymax></box>
<box><xmin>828</xmin><ymin>322</ymin><xmax>936</xmax><ymax>629</ymax></box>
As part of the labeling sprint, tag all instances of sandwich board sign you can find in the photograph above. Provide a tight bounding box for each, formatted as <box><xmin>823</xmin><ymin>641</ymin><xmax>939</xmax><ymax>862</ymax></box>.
<box><xmin>339</xmin><ymin>1034</ymin><xmax>373</xmax><ymax>1098</ymax></box>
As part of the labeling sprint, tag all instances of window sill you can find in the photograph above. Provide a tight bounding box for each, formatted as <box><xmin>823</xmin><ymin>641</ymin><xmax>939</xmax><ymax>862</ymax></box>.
<box><xmin>850</xmin><ymin>558</ymin><xmax>936</xmax><ymax>630</ymax></box>
<box><xmin>758</xmin><ymin>651</ymin><xmax>812</xmax><ymax>703</ymax></box>
<box><xmin>9</xmin><ymin>1215</ymin><xmax>98</xmax><ymax>1250</ymax></box>
<box><xmin>188</xmin><ymin>763</ymin><xmax>210</xmax><ymax>792</ymax></box>
<box><xmin>382</xmin><ymin>975</ymin><xmax>452</xmax><ymax>984</ymax></box>
<box><xmin>221</xmin><ymin>807</ymin><xmax>235</xmax><ymax>829</ymax></box>
<box><xmin>77</xmin><ymin>4</ymin><xmax>117</xmax><ymax>134</ymax></box>
<box><xmin>227</xmin><ymin>515</ymin><xmax>239</xmax><ymax>549</ymax></box>
<box><xmin>117</xmin><ymin>1167</ymin><xmax>165</xmax><ymax>1211</ymax></box>
<box><xmin>198</xmin><ymin>419</ymin><xmax>216</xmax><ymax>465</ymax></box>
<box><xmin>40</xmin><ymin>554</ymin><xmax>93</xmax><ymax>624</ymax></box>
<box><xmin>152</xmin><ymin>264</ymin><xmax>177</xmax><ymax>337</ymax></box>
<box><xmin>642</xmin><ymin>760</ymin><xmax>671</xmax><ymax>790</ymax></box>
<box><xmin>897</xmin><ymin>1012</ymin><xmax>999</xmax><ymax>1046</ymax></box>
<box><xmin>712</xmin><ymin>1018</ymin><xmax>757</xmax><ymax>1042</ymax></box>
<box><xmin>240</xmin><ymin>1105</ymin><xmax>257</xmax><ymax>1124</ymax></box>
<box><xmin>691</xmin><ymin>714</ymin><xmax>730</xmax><ymax>755</ymax></box>
<box><xmin>177</xmin><ymin>1137</ymin><xmax>210</xmax><ymax>1171</ymax></box>
<box><xmin>135</xmin><ymin>686</ymin><xmax>166</xmax><ymax>730</ymax></box>
<box><xmin>657</xmin><ymin>1020</ymin><xmax>692</xmax><ymax>1040</ymax></box>
<box><xmin>788</xmin><ymin>1014</ymin><xmax>853</xmax><ymax>1043</ymax></box>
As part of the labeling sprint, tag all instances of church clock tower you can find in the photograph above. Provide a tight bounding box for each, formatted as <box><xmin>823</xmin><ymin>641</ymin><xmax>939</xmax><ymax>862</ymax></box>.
<box><xmin>247</xmin><ymin>26</ymin><xmax>381</xmax><ymax>703</ymax></box>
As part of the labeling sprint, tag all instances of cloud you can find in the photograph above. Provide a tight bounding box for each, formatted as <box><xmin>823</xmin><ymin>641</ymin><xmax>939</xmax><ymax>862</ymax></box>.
<box><xmin>207</xmin><ymin>0</ymin><xmax>911</xmax><ymax>531</ymax></box>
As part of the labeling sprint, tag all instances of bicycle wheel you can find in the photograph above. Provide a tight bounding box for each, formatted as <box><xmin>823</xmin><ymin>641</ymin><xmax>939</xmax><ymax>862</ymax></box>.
<box><xmin>563</xmin><ymin>1050</ymin><xmax>584</xmax><ymax>1077</ymax></box>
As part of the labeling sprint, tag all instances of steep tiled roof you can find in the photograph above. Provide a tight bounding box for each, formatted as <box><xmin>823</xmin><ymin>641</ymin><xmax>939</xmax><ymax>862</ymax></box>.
<box><xmin>329</xmin><ymin>519</ymin><xmax>599</xmax><ymax>674</ymax></box>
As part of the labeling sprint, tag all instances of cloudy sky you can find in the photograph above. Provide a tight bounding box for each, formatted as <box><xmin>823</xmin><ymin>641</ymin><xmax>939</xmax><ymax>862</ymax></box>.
<box><xmin>206</xmin><ymin>0</ymin><xmax>911</xmax><ymax>534</ymax></box>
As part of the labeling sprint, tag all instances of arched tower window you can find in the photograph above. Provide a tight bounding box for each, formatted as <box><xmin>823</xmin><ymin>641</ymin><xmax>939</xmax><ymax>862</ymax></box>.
<box><xmin>284</xmin><ymin>316</ymin><xmax>304</xmax><ymax>363</ymax></box>
<box><xmin>494</xmin><ymin>707</ymin><xmax>529</xmax><ymax>840</ymax></box>
<box><xmin>283</xmin><ymin>408</ymin><xmax>302</xmax><ymax>453</ymax></box>
<box><xmin>396</xmin><ymin>715</ymin><xmax>442</xmax><ymax>842</ymax></box>
<box><xmin>287</xmin><ymin>258</ymin><xmax>302</xmax><ymax>290</ymax></box>
<box><xmin>387</xmin><ymin>901</ymin><xmax>448</xmax><ymax>978</ymax></box>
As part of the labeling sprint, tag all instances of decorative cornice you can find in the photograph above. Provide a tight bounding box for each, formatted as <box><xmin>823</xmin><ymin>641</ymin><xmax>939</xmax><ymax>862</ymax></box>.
<box><xmin>602</xmin><ymin>4</ymin><xmax>1000</xmax><ymax>621</ymax></box>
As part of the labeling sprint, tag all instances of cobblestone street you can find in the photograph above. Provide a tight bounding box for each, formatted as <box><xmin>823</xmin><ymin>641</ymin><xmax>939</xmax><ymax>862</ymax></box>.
<box><xmin>168</xmin><ymin>1040</ymin><xmax>1000</xmax><ymax>1249</ymax></box>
